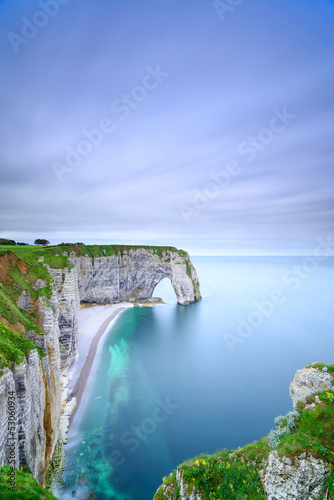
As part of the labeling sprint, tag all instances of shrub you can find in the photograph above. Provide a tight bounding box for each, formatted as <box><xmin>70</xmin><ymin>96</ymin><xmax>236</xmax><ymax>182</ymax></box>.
<box><xmin>268</xmin><ymin>411</ymin><xmax>300</xmax><ymax>450</ymax></box>
<box><xmin>0</xmin><ymin>238</ymin><xmax>16</xmax><ymax>245</ymax></box>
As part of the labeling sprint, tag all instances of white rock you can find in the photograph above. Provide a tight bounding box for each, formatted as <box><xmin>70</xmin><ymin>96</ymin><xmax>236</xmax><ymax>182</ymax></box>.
<box><xmin>289</xmin><ymin>367</ymin><xmax>333</xmax><ymax>408</ymax></box>
<box><xmin>264</xmin><ymin>451</ymin><xmax>331</xmax><ymax>500</ymax></box>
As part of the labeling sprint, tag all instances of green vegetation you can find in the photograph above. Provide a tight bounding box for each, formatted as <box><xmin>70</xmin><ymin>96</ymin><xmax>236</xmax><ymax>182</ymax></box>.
<box><xmin>185</xmin><ymin>259</ymin><xmax>192</xmax><ymax>278</ymax></box>
<box><xmin>57</xmin><ymin>243</ymin><xmax>182</xmax><ymax>259</ymax></box>
<box><xmin>0</xmin><ymin>244</ymin><xmax>186</xmax><ymax>268</ymax></box>
<box><xmin>268</xmin><ymin>410</ymin><xmax>300</xmax><ymax>450</ymax></box>
<box><xmin>154</xmin><ymin>385</ymin><xmax>334</xmax><ymax>499</ymax></box>
<box><xmin>7</xmin><ymin>262</ymin><xmax>54</xmax><ymax>300</ymax></box>
<box><xmin>0</xmin><ymin>245</ymin><xmax>72</xmax><ymax>269</ymax></box>
<box><xmin>306</xmin><ymin>362</ymin><xmax>334</xmax><ymax>374</ymax></box>
<box><xmin>0</xmin><ymin>466</ymin><xmax>57</xmax><ymax>499</ymax></box>
<box><xmin>0</xmin><ymin>288</ymin><xmax>44</xmax><ymax>335</ymax></box>
<box><xmin>34</xmin><ymin>239</ymin><xmax>50</xmax><ymax>245</ymax></box>
<box><xmin>155</xmin><ymin>448</ymin><xmax>267</xmax><ymax>500</ymax></box>
<box><xmin>0</xmin><ymin>238</ymin><xmax>16</xmax><ymax>245</ymax></box>
<box><xmin>277</xmin><ymin>391</ymin><xmax>334</xmax><ymax>463</ymax></box>
<box><xmin>0</xmin><ymin>250</ymin><xmax>54</xmax><ymax>335</ymax></box>
<box><xmin>0</xmin><ymin>322</ymin><xmax>44</xmax><ymax>376</ymax></box>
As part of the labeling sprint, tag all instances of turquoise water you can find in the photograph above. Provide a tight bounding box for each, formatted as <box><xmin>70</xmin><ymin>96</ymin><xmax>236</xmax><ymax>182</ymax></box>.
<box><xmin>60</xmin><ymin>256</ymin><xmax>334</xmax><ymax>499</ymax></box>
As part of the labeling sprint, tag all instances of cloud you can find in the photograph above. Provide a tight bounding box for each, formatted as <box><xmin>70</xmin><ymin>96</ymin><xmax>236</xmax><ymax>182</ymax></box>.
<box><xmin>0</xmin><ymin>0</ymin><xmax>334</xmax><ymax>253</ymax></box>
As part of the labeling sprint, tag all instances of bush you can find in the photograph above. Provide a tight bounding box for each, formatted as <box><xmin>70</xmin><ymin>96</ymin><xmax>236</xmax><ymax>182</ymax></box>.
<box><xmin>268</xmin><ymin>410</ymin><xmax>300</xmax><ymax>450</ymax></box>
<box><xmin>274</xmin><ymin>415</ymin><xmax>286</xmax><ymax>428</ymax></box>
<box><xmin>0</xmin><ymin>238</ymin><xmax>16</xmax><ymax>245</ymax></box>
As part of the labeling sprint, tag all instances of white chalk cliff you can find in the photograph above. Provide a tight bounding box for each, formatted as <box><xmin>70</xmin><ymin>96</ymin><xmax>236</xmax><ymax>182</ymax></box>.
<box><xmin>0</xmin><ymin>246</ymin><xmax>201</xmax><ymax>486</ymax></box>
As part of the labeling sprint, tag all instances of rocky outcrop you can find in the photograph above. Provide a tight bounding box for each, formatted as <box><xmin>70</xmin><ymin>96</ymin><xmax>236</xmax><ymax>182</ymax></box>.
<box><xmin>47</xmin><ymin>265</ymin><xmax>80</xmax><ymax>368</ymax></box>
<box><xmin>176</xmin><ymin>469</ymin><xmax>202</xmax><ymax>500</ymax></box>
<box><xmin>0</xmin><ymin>245</ymin><xmax>201</xmax><ymax>487</ymax></box>
<box><xmin>76</xmin><ymin>248</ymin><xmax>201</xmax><ymax>305</ymax></box>
<box><xmin>264</xmin><ymin>451</ymin><xmax>331</xmax><ymax>500</ymax></box>
<box><xmin>289</xmin><ymin>365</ymin><xmax>333</xmax><ymax>409</ymax></box>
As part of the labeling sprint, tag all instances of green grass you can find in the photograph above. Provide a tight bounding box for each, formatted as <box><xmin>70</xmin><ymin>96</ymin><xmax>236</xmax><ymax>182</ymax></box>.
<box><xmin>277</xmin><ymin>391</ymin><xmax>334</xmax><ymax>463</ymax></box>
<box><xmin>52</xmin><ymin>243</ymin><xmax>182</xmax><ymax>259</ymax></box>
<box><xmin>0</xmin><ymin>288</ymin><xmax>44</xmax><ymax>335</ymax></box>
<box><xmin>7</xmin><ymin>262</ymin><xmax>54</xmax><ymax>301</ymax></box>
<box><xmin>154</xmin><ymin>441</ymin><xmax>270</xmax><ymax>500</ymax></box>
<box><xmin>155</xmin><ymin>450</ymin><xmax>266</xmax><ymax>500</ymax></box>
<box><xmin>0</xmin><ymin>466</ymin><xmax>57</xmax><ymax>499</ymax></box>
<box><xmin>0</xmin><ymin>244</ymin><xmax>186</xmax><ymax>265</ymax></box>
<box><xmin>0</xmin><ymin>322</ymin><xmax>44</xmax><ymax>376</ymax></box>
<box><xmin>0</xmin><ymin>245</ymin><xmax>71</xmax><ymax>269</ymax></box>
<box><xmin>306</xmin><ymin>362</ymin><xmax>334</xmax><ymax>374</ymax></box>
<box><xmin>185</xmin><ymin>260</ymin><xmax>192</xmax><ymax>278</ymax></box>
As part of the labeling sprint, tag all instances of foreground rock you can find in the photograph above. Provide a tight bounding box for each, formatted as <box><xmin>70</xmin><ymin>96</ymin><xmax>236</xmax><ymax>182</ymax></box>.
<box><xmin>289</xmin><ymin>364</ymin><xmax>333</xmax><ymax>409</ymax></box>
<box><xmin>264</xmin><ymin>451</ymin><xmax>331</xmax><ymax>499</ymax></box>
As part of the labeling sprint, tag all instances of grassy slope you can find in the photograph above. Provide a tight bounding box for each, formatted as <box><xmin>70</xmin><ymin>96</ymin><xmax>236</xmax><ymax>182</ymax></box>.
<box><xmin>155</xmin><ymin>365</ymin><xmax>334</xmax><ymax>500</ymax></box>
<box><xmin>0</xmin><ymin>466</ymin><xmax>57</xmax><ymax>499</ymax></box>
<box><xmin>0</xmin><ymin>322</ymin><xmax>44</xmax><ymax>377</ymax></box>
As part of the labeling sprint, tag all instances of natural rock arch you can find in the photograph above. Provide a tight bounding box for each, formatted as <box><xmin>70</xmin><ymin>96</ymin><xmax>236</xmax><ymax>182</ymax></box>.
<box><xmin>76</xmin><ymin>248</ymin><xmax>201</xmax><ymax>305</ymax></box>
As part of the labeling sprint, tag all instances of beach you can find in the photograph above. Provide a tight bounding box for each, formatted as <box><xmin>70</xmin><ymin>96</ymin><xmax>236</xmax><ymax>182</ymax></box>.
<box><xmin>67</xmin><ymin>304</ymin><xmax>132</xmax><ymax>427</ymax></box>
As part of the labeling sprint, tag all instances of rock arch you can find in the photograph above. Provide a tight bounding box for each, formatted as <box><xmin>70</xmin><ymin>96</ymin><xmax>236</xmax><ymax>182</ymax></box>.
<box><xmin>76</xmin><ymin>248</ymin><xmax>201</xmax><ymax>305</ymax></box>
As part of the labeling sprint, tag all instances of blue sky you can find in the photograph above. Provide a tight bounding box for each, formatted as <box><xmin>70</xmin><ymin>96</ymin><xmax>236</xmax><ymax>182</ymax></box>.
<box><xmin>0</xmin><ymin>0</ymin><xmax>334</xmax><ymax>255</ymax></box>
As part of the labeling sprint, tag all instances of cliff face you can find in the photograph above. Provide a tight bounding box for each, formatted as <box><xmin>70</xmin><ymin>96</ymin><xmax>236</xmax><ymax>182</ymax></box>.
<box><xmin>0</xmin><ymin>245</ymin><xmax>201</xmax><ymax>486</ymax></box>
<box><xmin>0</xmin><ymin>351</ymin><xmax>45</xmax><ymax>484</ymax></box>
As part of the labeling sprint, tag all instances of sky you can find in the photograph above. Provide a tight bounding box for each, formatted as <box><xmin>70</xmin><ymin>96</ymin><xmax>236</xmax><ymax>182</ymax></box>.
<box><xmin>0</xmin><ymin>0</ymin><xmax>334</xmax><ymax>255</ymax></box>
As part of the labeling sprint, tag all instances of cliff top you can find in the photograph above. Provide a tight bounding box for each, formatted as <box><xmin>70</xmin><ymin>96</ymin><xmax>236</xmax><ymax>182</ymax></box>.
<box><xmin>0</xmin><ymin>244</ymin><xmax>188</xmax><ymax>270</ymax></box>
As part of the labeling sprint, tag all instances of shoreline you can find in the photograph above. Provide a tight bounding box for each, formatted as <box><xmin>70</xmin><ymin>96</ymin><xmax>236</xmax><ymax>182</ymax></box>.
<box><xmin>67</xmin><ymin>306</ymin><xmax>127</xmax><ymax>427</ymax></box>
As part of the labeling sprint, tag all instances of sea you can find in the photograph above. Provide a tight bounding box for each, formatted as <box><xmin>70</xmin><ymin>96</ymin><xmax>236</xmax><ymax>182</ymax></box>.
<box><xmin>55</xmin><ymin>256</ymin><xmax>334</xmax><ymax>500</ymax></box>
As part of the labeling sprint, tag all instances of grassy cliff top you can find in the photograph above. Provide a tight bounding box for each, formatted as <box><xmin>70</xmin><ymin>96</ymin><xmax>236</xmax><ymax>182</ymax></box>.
<box><xmin>0</xmin><ymin>244</ymin><xmax>188</xmax><ymax>269</ymax></box>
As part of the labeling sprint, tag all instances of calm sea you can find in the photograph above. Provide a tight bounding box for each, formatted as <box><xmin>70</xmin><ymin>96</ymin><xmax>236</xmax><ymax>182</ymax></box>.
<box><xmin>58</xmin><ymin>256</ymin><xmax>334</xmax><ymax>500</ymax></box>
